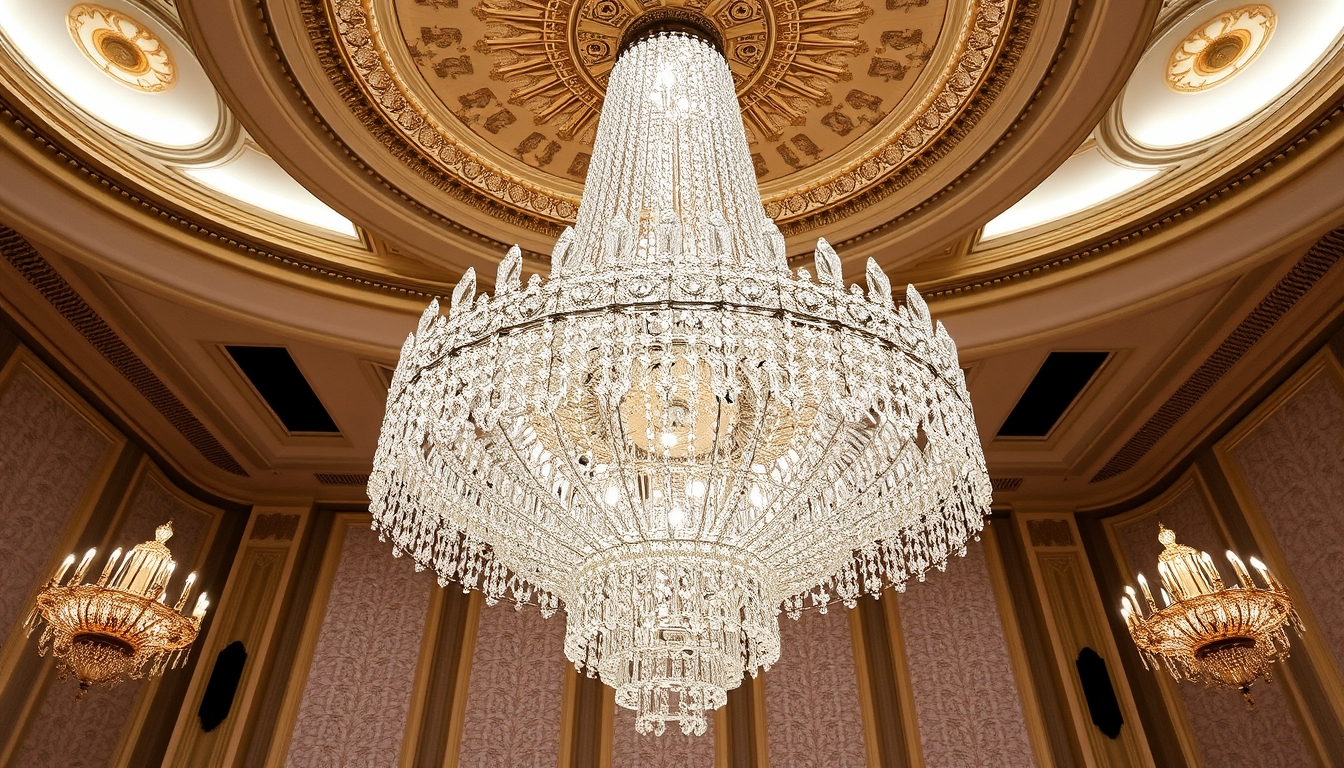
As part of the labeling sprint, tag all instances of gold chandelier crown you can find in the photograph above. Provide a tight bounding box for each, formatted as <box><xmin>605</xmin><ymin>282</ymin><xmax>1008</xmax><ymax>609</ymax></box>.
<box><xmin>1120</xmin><ymin>525</ymin><xmax>1301</xmax><ymax>707</ymax></box>
<box><xmin>26</xmin><ymin>521</ymin><xmax>209</xmax><ymax>696</ymax></box>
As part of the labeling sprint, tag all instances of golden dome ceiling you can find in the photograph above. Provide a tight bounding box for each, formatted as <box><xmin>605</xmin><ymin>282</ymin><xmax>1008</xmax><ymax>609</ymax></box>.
<box><xmin>329</xmin><ymin>0</ymin><xmax>1013</xmax><ymax>234</ymax></box>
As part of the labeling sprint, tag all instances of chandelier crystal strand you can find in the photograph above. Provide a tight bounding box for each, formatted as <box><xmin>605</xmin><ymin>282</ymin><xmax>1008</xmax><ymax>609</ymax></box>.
<box><xmin>370</xmin><ymin>29</ymin><xmax>990</xmax><ymax>736</ymax></box>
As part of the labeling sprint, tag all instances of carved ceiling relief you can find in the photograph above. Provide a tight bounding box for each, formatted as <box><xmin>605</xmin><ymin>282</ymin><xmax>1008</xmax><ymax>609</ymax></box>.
<box><xmin>394</xmin><ymin>0</ymin><xmax>949</xmax><ymax>184</ymax></box>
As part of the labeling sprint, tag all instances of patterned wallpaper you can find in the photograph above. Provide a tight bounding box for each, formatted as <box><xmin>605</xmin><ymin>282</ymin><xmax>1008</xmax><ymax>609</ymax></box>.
<box><xmin>15</xmin><ymin>472</ymin><xmax>215</xmax><ymax>768</ymax></box>
<box><xmin>611</xmin><ymin>700</ymin><xmax>715</xmax><ymax>768</ymax></box>
<box><xmin>764</xmin><ymin>607</ymin><xmax>867</xmax><ymax>768</ymax></box>
<box><xmin>285</xmin><ymin>525</ymin><xmax>433</xmax><ymax>768</ymax></box>
<box><xmin>1114</xmin><ymin>485</ymin><xmax>1313</xmax><ymax>767</ymax></box>
<box><xmin>0</xmin><ymin>368</ymin><xmax>109</xmax><ymax>647</ymax></box>
<box><xmin>457</xmin><ymin>602</ymin><xmax>566</xmax><ymax>767</ymax></box>
<box><xmin>897</xmin><ymin>541</ymin><xmax>1035</xmax><ymax>767</ymax></box>
<box><xmin>1233</xmin><ymin>372</ymin><xmax>1344</xmax><ymax>680</ymax></box>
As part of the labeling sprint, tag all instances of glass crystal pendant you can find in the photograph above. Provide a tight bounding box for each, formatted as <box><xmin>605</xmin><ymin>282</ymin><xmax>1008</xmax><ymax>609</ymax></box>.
<box><xmin>370</xmin><ymin>16</ymin><xmax>990</xmax><ymax>736</ymax></box>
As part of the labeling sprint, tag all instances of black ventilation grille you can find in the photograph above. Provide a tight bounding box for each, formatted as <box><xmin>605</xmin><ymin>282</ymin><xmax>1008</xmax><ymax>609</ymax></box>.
<box><xmin>314</xmin><ymin>472</ymin><xmax>370</xmax><ymax>487</ymax></box>
<box><xmin>226</xmin><ymin>346</ymin><xmax>339</xmax><ymax>434</ymax></box>
<box><xmin>997</xmin><ymin>352</ymin><xmax>1109</xmax><ymax>438</ymax></box>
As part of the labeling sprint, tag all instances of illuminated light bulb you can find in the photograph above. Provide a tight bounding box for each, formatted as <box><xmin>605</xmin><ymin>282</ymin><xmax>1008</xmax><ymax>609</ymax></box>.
<box><xmin>687</xmin><ymin>480</ymin><xmax>706</xmax><ymax>498</ymax></box>
<box><xmin>1160</xmin><ymin>588</ymin><xmax>1173</xmax><ymax>608</ymax></box>
<box><xmin>668</xmin><ymin>507</ymin><xmax>685</xmax><ymax>527</ymax></box>
<box><xmin>52</xmin><ymin>554</ymin><xmax>75</xmax><ymax>585</ymax></box>
<box><xmin>1226</xmin><ymin>550</ymin><xmax>1253</xmax><ymax>587</ymax></box>
<box><xmin>72</xmin><ymin>549</ymin><xmax>97</xmax><ymax>584</ymax></box>
<box><xmin>96</xmin><ymin>548</ymin><xmax>123</xmax><ymax>586</ymax></box>
<box><xmin>749</xmin><ymin>486</ymin><xmax>765</xmax><ymax>508</ymax></box>
<box><xmin>192</xmin><ymin>593</ymin><xmax>209</xmax><ymax>620</ymax></box>
<box><xmin>661</xmin><ymin>432</ymin><xmax>678</xmax><ymax>448</ymax></box>
<box><xmin>604</xmin><ymin>486</ymin><xmax>620</xmax><ymax>506</ymax></box>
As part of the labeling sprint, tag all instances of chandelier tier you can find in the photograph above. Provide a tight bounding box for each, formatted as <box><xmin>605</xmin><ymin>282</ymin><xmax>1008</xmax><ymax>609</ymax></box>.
<box><xmin>371</xmin><ymin>26</ymin><xmax>990</xmax><ymax>736</ymax></box>
<box><xmin>1120</xmin><ymin>525</ymin><xmax>1301</xmax><ymax>708</ymax></box>
<box><xmin>26</xmin><ymin>522</ymin><xmax>210</xmax><ymax>696</ymax></box>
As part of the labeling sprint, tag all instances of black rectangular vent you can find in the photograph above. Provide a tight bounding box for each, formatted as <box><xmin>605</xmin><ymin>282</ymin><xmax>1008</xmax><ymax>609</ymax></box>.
<box><xmin>226</xmin><ymin>346</ymin><xmax>339</xmax><ymax>434</ymax></box>
<box><xmin>997</xmin><ymin>352</ymin><xmax>1109</xmax><ymax>438</ymax></box>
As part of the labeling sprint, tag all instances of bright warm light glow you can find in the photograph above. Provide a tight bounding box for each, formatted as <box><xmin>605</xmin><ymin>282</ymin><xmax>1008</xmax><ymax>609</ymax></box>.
<box><xmin>370</xmin><ymin>32</ymin><xmax>988</xmax><ymax>738</ymax></box>
<box><xmin>1122</xmin><ymin>0</ymin><xmax>1344</xmax><ymax>149</ymax></box>
<box><xmin>982</xmin><ymin>147</ymin><xmax>1159</xmax><ymax>239</ymax></box>
<box><xmin>186</xmin><ymin>147</ymin><xmax>357</xmax><ymax>237</ymax></box>
<box><xmin>0</xmin><ymin>0</ymin><xmax>219</xmax><ymax>147</ymax></box>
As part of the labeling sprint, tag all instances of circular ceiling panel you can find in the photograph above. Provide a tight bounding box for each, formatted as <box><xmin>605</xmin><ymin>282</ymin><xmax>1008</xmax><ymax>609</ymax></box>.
<box><xmin>0</xmin><ymin>0</ymin><xmax>221</xmax><ymax>149</ymax></box>
<box><xmin>322</xmin><ymin>0</ymin><xmax>1012</xmax><ymax>229</ymax></box>
<box><xmin>1121</xmin><ymin>0</ymin><xmax>1344</xmax><ymax>150</ymax></box>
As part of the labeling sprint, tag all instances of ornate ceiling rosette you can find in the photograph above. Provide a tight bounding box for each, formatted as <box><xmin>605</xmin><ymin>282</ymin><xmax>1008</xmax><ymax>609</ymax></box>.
<box><xmin>318</xmin><ymin>0</ymin><xmax>1018</xmax><ymax>236</ymax></box>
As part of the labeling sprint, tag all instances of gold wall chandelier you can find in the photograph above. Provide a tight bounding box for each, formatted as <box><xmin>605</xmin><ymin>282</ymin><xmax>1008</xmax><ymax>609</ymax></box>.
<box><xmin>1119</xmin><ymin>525</ymin><xmax>1300</xmax><ymax>707</ymax></box>
<box><xmin>371</xmin><ymin>18</ymin><xmax>989</xmax><ymax>736</ymax></box>
<box><xmin>26</xmin><ymin>521</ymin><xmax>209</xmax><ymax>696</ymax></box>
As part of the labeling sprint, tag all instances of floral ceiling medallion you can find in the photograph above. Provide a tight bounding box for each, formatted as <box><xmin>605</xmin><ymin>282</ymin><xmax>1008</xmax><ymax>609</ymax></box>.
<box><xmin>1167</xmin><ymin>4</ymin><xmax>1274</xmax><ymax>93</ymax></box>
<box><xmin>320</xmin><ymin>0</ymin><xmax>1016</xmax><ymax>232</ymax></box>
<box><xmin>68</xmin><ymin>4</ymin><xmax>176</xmax><ymax>93</ymax></box>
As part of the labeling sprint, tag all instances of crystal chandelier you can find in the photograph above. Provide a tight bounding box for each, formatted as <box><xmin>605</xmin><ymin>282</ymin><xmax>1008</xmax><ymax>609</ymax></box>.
<box><xmin>26</xmin><ymin>521</ymin><xmax>209</xmax><ymax>697</ymax></box>
<box><xmin>1119</xmin><ymin>525</ymin><xmax>1301</xmax><ymax>708</ymax></box>
<box><xmin>370</xmin><ymin>19</ymin><xmax>989</xmax><ymax>736</ymax></box>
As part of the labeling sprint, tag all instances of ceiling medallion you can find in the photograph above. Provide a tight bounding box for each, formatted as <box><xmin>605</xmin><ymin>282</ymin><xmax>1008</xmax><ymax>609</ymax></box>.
<box><xmin>322</xmin><ymin>0</ymin><xmax>1013</xmax><ymax>231</ymax></box>
<box><xmin>472</xmin><ymin>0</ymin><xmax>873</xmax><ymax>146</ymax></box>
<box><xmin>1167</xmin><ymin>5</ymin><xmax>1274</xmax><ymax>93</ymax></box>
<box><xmin>371</xmin><ymin>30</ymin><xmax>989</xmax><ymax>736</ymax></box>
<box><xmin>68</xmin><ymin>4</ymin><xmax>176</xmax><ymax>93</ymax></box>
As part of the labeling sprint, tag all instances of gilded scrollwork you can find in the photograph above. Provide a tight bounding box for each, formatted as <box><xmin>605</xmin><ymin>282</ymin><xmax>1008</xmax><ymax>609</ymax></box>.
<box><xmin>319</xmin><ymin>0</ymin><xmax>1016</xmax><ymax>231</ymax></box>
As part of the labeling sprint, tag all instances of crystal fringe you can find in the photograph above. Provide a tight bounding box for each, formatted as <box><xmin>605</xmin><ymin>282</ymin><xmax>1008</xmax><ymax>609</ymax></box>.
<box><xmin>370</xmin><ymin>32</ymin><xmax>991</xmax><ymax>735</ymax></box>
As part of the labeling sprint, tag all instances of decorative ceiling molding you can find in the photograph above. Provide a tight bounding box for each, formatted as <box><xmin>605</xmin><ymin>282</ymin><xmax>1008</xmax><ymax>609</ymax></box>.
<box><xmin>0</xmin><ymin>225</ymin><xmax>250</xmax><ymax>476</ymax></box>
<box><xmin>0</xmin><ymin>101</ymin><xmax>444</xmax><ymax>300</ymax></box>
<box><xmin>1091</xmin><ymin>227</ymin><xmax>1344</xmax><ymax>483</ymax></box>
<box><xmin>307</xmin><ymin>0</ymin><xmax>1025</xmax><ymax>234</ymax></box>
<box><xmin>926</xmin><ymin>94</ymin><xmax>1344</xmax><ymax>299</ymax></box>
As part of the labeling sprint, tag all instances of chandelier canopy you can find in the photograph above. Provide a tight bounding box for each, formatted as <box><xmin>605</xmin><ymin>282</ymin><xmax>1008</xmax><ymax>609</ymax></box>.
<box><xmin>1120</xmin><ymin>525</ymin><xmax>1300</xmax><ymax>708</ymax></box>
<box><xmin>370</xmin><ymin>25</ymin><xmax>989</xmax><ymax>736</ymax></box>
<box><xmin>26</xmin><ymin>522</ymin><xmax>209</xmax><ymax>696</ymax></box>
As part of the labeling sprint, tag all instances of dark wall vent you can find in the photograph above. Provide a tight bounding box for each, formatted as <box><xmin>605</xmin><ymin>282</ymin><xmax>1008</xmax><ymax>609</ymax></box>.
<box><xmin>1076</xmin><ymin>647</ymin><xmax>1124</xmax><ymax>739</ymax></box>
<box><xmin>314</xmin><ymin>472</ymin><xmax>370</xmax><ymax>487</ymax></box>
<box><xmin>225</xmin><ymin>346</ymin><xmax>339</xmax><ymax>434</ymax></box>
<box><xmin>997</xmin><ymin>351</ymin><xmax>1109</xmax><ymax>438</ymax></box>
<box><xmin>198</xmin><ymin>641</ymin><xmax>247</xmax><ymax>733</ymax></box>
<box><xmin>990</xmin><ymin>477</ymin><xmax>1023</xmax><ymax>492</ymax></box>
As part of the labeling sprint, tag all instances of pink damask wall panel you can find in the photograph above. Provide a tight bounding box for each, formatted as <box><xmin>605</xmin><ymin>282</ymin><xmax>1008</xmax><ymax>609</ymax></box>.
<box><xmin>1114</xmin><ymin>486</ymin><xmax>1313</xmax><ymax>767</ymax></box>
<box><xmin>1232</xmin><ymin>372</ymin><xmax>1344</xmax><ymax>676</ymax></box>
<box><xmin>897</xmin><ymin>541</ymin><xmax>1034</xmax><ymax>767</ymax></box>
<box><xmin>16</xmin><ymin>473</ymin><xmax>215</xmax><ymax>768</ymax></box>
<box><xmin>457</xmin><ymin>602</ymin><xmax>566</xmax><ymax>767</ymax></box>
<box><xmin>0</xmin><ymin>368</ymin><xmax>109</xmax><ymax>644</ymax></box>
<box><xmin>285</xmin><ymin>525</ymin><xmax>433</xmax><ymax>768</ymax></box>
<box><xmin>764</xmin><ymin>607</ymin><xmax>867</xmax><ymax>768</ymax></box>
<box><xmin>611</xmin><ymin>701</ymin><xmax>715</xmax><ymax>768</ymax></box>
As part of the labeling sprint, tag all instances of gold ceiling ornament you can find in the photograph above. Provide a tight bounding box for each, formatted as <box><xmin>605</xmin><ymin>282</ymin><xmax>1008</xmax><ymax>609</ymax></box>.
<box><xmin>1119</xmin><ymin>524</ymin><xmax>1301</xmax><ymax>708</ymax></box>
<box><xmin>320</xmin><ymin>0</ymin><xmax>1016</xmax><ymax>231</ymax></box>
<box><xmin>25</xmin><ymin>521</ymin><xmax>209</xmax><ymax>697</ymax></box>
<box><xmin>68</xmin><ymin>4</ymin><xmax>176</xmax><ymax>93</ymax></box>
<box><xmin>1167</xmin><ymin>5</ymin><xmax>1274</xmax><ymax>93</ymax></box>
<box><xmin>371</xmin><ymin>27</ymin><xmax>989</xmax><ymax>736</ymax></box>
<box><xmin>471</xmin><ymin>0</ymin><xmax>873</xmax><ymax>146</ymax></box>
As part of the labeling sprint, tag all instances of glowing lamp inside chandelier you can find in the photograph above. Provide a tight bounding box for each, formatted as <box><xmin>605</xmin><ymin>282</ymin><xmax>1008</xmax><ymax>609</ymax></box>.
<box><xmin>1119</xmin><ymin>525</ymin><xmax>1301</xmax><ymax>708</ymax></box>
<box><xmin>371</xmin><ymin>19</ymin><xmax>990</xmax><ymax>736</ymax></box>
